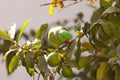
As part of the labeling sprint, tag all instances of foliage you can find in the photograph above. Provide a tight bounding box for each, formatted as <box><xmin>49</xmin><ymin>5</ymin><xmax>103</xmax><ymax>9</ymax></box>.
<box><xmin>1</xmin><ymin>0</ymin><xmax>120</xmax><ymax>80</ymax></box>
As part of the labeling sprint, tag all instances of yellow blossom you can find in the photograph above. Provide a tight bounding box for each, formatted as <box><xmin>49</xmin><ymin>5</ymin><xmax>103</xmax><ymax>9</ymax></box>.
<box><xmin>89</xmin><ymin>0</ymin><xmax>94</xmax><ymax>5</ymax></box>
<box><xmin>58</xmin><ymin>0</ymin><xmax>64</xmax><ymax>8</ymax></box>
<box><xmin>49</xmin><ymin>0</ymin><xmax>64</xmax><ymax>16</ymax></box>
<box><xmin>49</xmin><ymin>4</ymin><xmax>54</xmax><ymax>16</ymax></box>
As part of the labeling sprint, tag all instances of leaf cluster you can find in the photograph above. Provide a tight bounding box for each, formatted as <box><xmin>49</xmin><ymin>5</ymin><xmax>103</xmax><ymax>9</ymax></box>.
<box><xmin>1</xmin><ymin>0</ymin><xmax>120</xmax><ymax>80</ymax></box>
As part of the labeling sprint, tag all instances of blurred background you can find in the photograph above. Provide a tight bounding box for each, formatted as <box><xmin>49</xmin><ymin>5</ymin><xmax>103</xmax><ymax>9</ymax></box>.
<box><xmin>0</xmin><ymin>0</ymin><xmax>99</xmax><ymax>80</ymax></box>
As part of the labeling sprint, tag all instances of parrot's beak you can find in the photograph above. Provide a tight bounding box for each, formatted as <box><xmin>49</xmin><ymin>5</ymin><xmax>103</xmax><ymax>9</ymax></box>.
<box><xmin>64</xmin><ymin>39</ymin><xmax>70</xmax><ymax>44</ymax></box>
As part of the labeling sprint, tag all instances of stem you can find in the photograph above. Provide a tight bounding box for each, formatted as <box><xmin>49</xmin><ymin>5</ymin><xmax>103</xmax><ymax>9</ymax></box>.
<box><xmin>37</xmin><ymin>73</ymin><xmax>41</xmax><ymax>80</ymax></box>
<box><xmin>40</xmin><ymin>0</ymin><xmax>67</xmax><ymax>6</ymax></box>
<box><xmin>63</xmin><ymin>0</ymin><xmax>80</xmax><ymax>8</ymax></box>
<box><xmin>40</xmin><ymin>0</ymin><xmax>83</xmax><ymax>7</ymax></box>
<box><xmin>12</xmin><ymin>41</ymin><xmax>31</xmax><ymax>53</ymax></box>
<box><xmin>57</xmin><ymin>30</ymin><xmax>89</xmax><ymax>51</ymax></box>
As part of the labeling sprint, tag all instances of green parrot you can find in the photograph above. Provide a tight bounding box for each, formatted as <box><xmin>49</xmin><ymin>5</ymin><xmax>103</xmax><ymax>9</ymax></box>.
<box><xmin>48</xmin><ymin>26</ymin><xmax>71</xmax><ymax>48</ymax></box>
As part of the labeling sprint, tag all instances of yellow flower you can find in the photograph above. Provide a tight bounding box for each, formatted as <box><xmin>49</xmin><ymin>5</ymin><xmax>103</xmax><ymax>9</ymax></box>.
<box><xmin>89</xmin><ymin>0</ymin><xmax>94</xmax><ymax>5</ymax></box>
<box><xmin>49</xmin><ymin>3</ymin><xmax>54</xmax><ymax>16</ymax></box>
<box><xmin>49</xmin><ymin>0</ymin><xmax>57</xmax><ymax>16</ymax></box>
<box><xmin>49</xmin><ymin>0</ymin><xmax>64</xmax><ymax>16</ymax></box>
<box><xmin>89</xmin><ymin>0</ymin><xmax>97</xmax><ymax>5</ymax></box>
<box><xmin>58</xmin><ymin>0</ymin><xmax>64</xmax><ymax>8</ymax></box>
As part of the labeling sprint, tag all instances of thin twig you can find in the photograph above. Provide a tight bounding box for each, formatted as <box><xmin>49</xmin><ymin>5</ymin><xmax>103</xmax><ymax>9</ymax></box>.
<box><xmin>57</xmin><ymin>31</ymin><xmax>88</xmax><ymax>51</ymax></box>
<box><xmin>63</xmin><ymin>0</ymin><xmax>77</xmax><ymax>8</ymax></box>
<box><xmin>40</xmin><ymin>0</ymin><xmax>66</xmax><ymax>6</ymax></box>
<box><xmin>32</xmin><ymin>75</ymin><xmax>35</xmax><ymax>80</ymax></box>
<box><xmin>37</xmin><ymin>73</ymin><xmax>41</xmax><ymax>80</ymax></box>
<box><xmin>12</xmin><ymin>41</ymin><xmax>32</xmax><ymax>53</ymax></box>
<box><xmin>40</xmin><ymin>0</ymin><xmax>83</xmax><ymax>7</ymax></box>
<box><xmin>12</xmin><ymin>41</ymin><xmax>22</xmax><ymax>49</ymax></box>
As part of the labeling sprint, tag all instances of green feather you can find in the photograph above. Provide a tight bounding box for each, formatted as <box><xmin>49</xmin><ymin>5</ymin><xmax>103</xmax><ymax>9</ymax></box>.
<box><xmin>48</xmin><ymin>26</ymin><xmax>71</xmax><ymax>48</ymax></box>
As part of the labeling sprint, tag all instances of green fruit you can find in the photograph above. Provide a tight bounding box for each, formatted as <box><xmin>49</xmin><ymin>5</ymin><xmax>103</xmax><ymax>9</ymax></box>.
<box><xmin>47</xmin><ymin>52</ymin><xmax>62</xmax><ymax>67</ymax></box>
<box><xmin>61</xmin><ymin>65</ymin><xmax>74</xmax><ymax>78</ymax></box>
<box><xmin>48</xmin><ymin>26</ymin><xmax>71</xmax><ymax>48</ymax></box>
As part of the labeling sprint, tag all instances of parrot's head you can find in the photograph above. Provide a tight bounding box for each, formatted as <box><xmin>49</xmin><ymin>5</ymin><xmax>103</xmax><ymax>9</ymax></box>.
<box><xmin>48</xmin><ymin>26</ymin><xmax>71</xmax><ymax>48</ymax></box>
<box><xmin>58</xmin><ymin>29</ymin><xmax>71</xmax><ymax>44</ymax></box>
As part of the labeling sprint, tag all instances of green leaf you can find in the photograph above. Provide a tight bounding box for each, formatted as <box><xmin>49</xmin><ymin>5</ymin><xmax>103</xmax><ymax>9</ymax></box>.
<box><xmin>105</xmin><ymin>0</ymin><xmax>114</xmax><ymax>3</ymax></box>
<box><xmin>100</xmin><ymin>0</ymin><xmax>112</xmax><ymax>9</ymax></box>
<box><xmin>75</xmin><ymin>38</ymin><xmax>81</xmax><ymax>62</ymax></box>
<box><xmin>19</xmin><ymin>52</ymin><xmax>26</xmax><ymax>66</ymax></box>
<box><xmin>81</xmin><ymin>42</ymin><xmax>94</xmax><ymax>52</ymax></box>
<box><xmin>93</xmin><ymin>38</ymin><xmax>108</xmax><ymax>48</ymax></box>
<box><xmin>112</xmin><ymin>65</ymin><xmax>120</xmax><ymax>80</ymax></box>
<box><xmin>8</xmin><ymin>55</ymin><xmax>19</xmax><ymax>73</ymax></box>
<box><xmin>100</xmin><ymin>20</ymin><xmax>117</xmax><ymax>37</ymax></box>
<box><xmin>91</xmin><ymin>7</ymin><xmax>104</xmax><ymax>23</ymax></box>
<box><xmin>90</xmin><ymin>23</ymin><xmax>99</xmax><ymax>39</ymax></box>
<box><xmin>116</xmin><ymin>43</ymin><xmax>120</xmax><ymax>58</ymax></box>
<box><xmin>98</xmin><ymin>25</ymin><xmax>110</xmax><ymax>40</ymax></box>
<box><xmin>37</xmin><ymin>56</ymin><xmax>50</xmax><ymax>73</ymax></box>
<box><xmin>68</xmin><ymin>39</ymin><xmax>76</xmax><ymax>59</ymax></box>
<box><xmin>65</xmin><ymin>60</ymin><xmax>79</xmax><ymax>68</ymax></box>
<box><xmin>36</xmin><ymin>23</ymin><xmax>48</xmax><ymax>40</ymax></box>
<box><xmin>97</xmin><ymin>62</ymin><xmax>113</xmax><ymax>80</ymax></box>
<box><xmin>16</xmin><ymin>19</ymin><xmax>31</xmax><ymax>42</ymax></box>
<box><xmin>102</xmin><ymin>6</ymin><xmax>120</xmax><ymax>17</ymax></box>
<box><xmin>78</xmin><ymin>56</ymin><xmax>91</xmax><ymax>69</ymax></box>
<box><xmin>25</xmin><ymin>53</ymin><xmax>34</xmax><ymax>76</ymax></box>
<box><xmin>82</xmin><ymin>22</ymin><xmax>91</xmax><ymax>35</ymax></box>
<box><xmin>0</xmin><ymin>30</ymin><xmax>12</xmax><ymax>41</ymax></box>
<box><xmin>115</xmin><ymin>31</ymin><xmax>120</xmax><ymax>40</ymax></box>
<box><xmin>90</xmin><ymin>23</ymin><xmax>108</xmax><ymax>48</ymax></box>
<box><xmin>108</xmin><ymin>14</ymin><xmax>120</xmax><ymax>28</ymax></box>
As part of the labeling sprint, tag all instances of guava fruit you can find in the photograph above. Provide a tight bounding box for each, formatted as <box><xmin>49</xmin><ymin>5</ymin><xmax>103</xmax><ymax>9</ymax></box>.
<box><xmin>47</xmin><ymin>52</ymin><xmax>62</xmax><ymax>67</ymax></box>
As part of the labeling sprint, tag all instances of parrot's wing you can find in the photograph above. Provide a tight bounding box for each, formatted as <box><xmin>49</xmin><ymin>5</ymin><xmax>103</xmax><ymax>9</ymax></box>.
<box><xmin>48</xmin><ymin>32</ymin><xmax>62</xmax><ymax>48</ymax></box>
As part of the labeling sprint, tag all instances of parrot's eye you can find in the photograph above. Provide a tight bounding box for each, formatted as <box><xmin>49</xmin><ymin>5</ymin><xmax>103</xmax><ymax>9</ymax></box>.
<box><xmin>64</xmin><ymin>39</ymin><xmax>70</xmax><ymax>44</ymax></box>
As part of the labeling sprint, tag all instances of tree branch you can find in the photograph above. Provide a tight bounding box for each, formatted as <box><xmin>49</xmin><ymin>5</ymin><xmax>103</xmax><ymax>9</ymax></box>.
<box><xmin>40</xmin><ymin>0</ymin><xmax>83</xmax><ymax>7</ymax></box>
